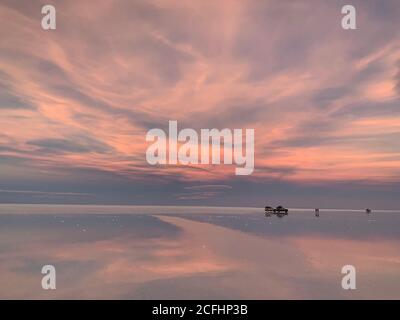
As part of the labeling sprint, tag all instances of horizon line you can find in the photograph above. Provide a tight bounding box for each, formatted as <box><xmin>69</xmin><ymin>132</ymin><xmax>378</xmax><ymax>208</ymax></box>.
<box><xmin>0</xmin><ymin>203</ymin><xmax>399</xmax><ymax>213</ymax></box>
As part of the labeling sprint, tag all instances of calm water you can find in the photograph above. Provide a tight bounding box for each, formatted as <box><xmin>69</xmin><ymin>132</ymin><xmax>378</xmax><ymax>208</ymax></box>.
<box><xmin>0</xmin><ymin>205</ymin><xmax>399</xmax><ymax>299</ymax></box>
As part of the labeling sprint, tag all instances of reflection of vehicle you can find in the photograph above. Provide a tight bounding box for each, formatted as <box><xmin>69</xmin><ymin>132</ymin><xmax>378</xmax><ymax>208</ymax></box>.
<box><xmin>275</xmin><ymin>212</ymin><xmax>287</xmax><ymax>218</ymax></box>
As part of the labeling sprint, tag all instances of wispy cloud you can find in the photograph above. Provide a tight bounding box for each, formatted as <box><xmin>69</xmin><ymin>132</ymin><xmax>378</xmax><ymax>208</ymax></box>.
<box><xmin>0</xmin><ymin>0</ymin><xmax>399</xmax><ymax>206</ymax></box>
<box><xmin>0</xmin><ymin>189</ymin><xmax>94</xmax><ymax>197</ymax></box>
<box><xmin>184</xmin><ymin>185</ymin><xmax>232</xmax><ymax>190</ymax></box>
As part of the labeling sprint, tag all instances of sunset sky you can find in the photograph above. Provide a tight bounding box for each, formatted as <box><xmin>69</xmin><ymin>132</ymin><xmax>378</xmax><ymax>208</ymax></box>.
<box><xmin>0</xmin><ymin>0</ymin><xmax>399</xmax><ymax>208</ymax></box>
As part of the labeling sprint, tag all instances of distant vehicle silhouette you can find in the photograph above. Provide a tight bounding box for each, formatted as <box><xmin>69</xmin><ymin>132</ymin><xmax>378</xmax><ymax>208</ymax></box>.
<box><xmin>315</xmin><ymin>208</ymin><xmax>320</xmax><ymax>217</ymax></box>
<box><xmin>265</xmin><ymin>206</ymin><xmax>274</xmax><ymax>212</ymax></box>
<box><xmin>264</xmin><ymin>205</ymin><xmax>289</xmax><ymax>217</ymax></box>
<box><xmin>274</xmin><ymin>205</ymin><xmax>288</xmax><ymax>214</ymax></box>
<box><xmin>366</xmin><ymin>208</ymin><xmax>372</xmax><ymax>214</ymax></box>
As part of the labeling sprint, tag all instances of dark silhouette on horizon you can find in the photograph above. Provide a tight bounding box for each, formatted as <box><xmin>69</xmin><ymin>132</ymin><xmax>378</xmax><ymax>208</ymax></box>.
<box><xmin>264</xmin><ymin>205</ymin><xmax>289</xmax><ymax>218</ymax></box>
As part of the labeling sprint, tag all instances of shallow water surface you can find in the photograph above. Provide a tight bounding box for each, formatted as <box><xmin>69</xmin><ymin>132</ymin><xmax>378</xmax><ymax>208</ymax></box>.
<box><xmin>0</xmin><ymin>205</ymin><xmax>399</xmax><ymax>299</ymax></box>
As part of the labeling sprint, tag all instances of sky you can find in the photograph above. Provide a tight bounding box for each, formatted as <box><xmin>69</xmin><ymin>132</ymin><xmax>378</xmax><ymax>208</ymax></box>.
<box><xmin>0</xmin><ymin>0</ymin><xmax>399</xmax><ymax>208</ymax></box>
